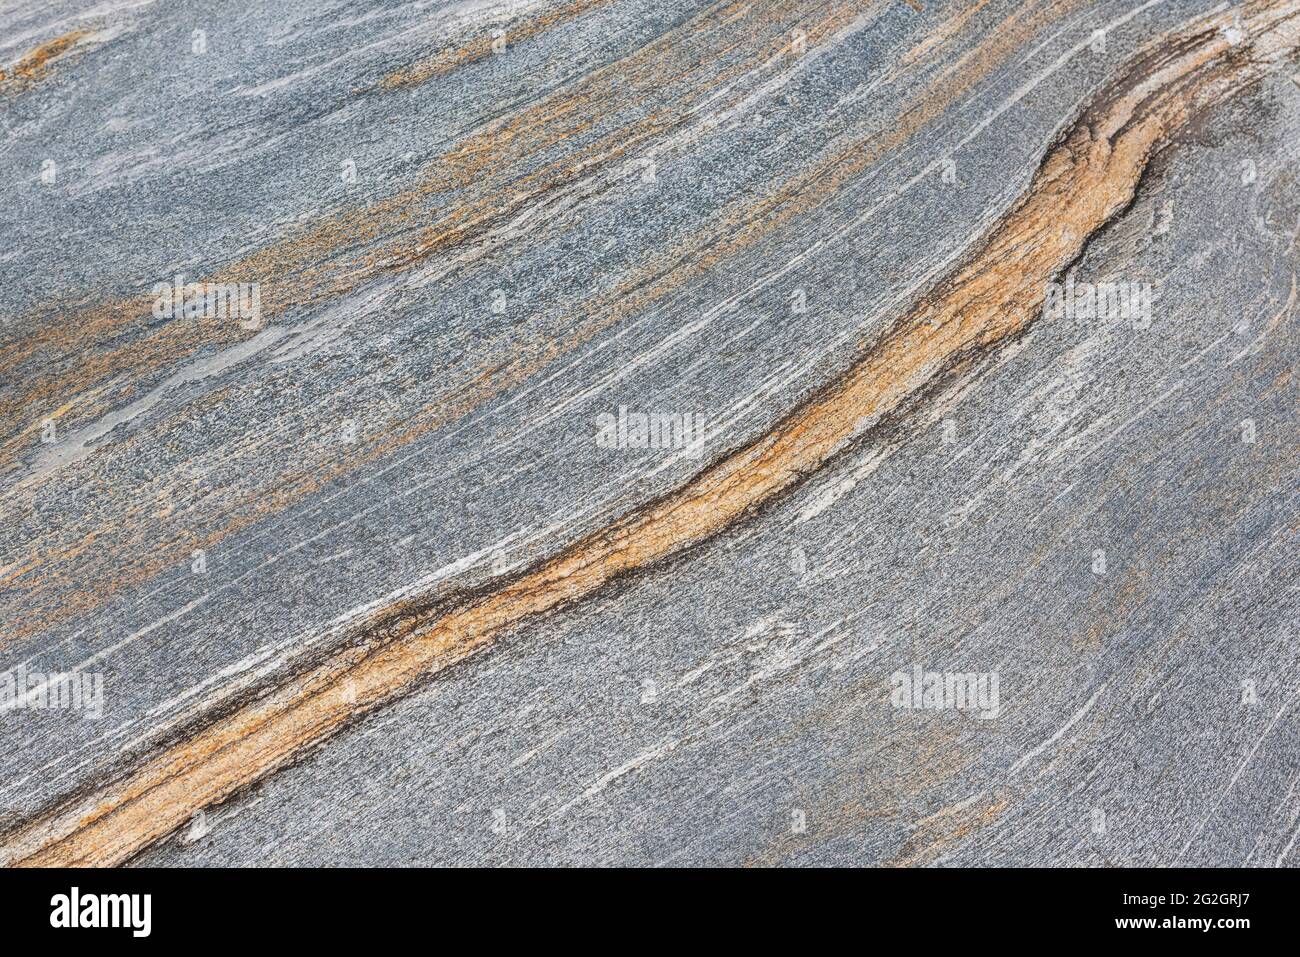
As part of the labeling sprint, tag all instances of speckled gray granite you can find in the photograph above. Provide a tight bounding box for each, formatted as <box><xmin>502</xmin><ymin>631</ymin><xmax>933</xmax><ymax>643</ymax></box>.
<box><xmin>0</xmin><ymin>0</ymin><xmax>1297</xmax><ymax>866</ymax></box>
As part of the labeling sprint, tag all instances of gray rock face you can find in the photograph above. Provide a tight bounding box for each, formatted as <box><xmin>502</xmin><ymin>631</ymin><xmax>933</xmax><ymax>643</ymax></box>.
<box><xmin>0</xmin><ymin>0</ymin><xmax>1297</xmax><ymax>867</ymax></box>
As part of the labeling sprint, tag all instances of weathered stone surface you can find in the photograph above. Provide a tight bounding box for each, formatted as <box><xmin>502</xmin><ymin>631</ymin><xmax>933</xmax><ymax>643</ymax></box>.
<box><xmin>1</xmin><ymin>0</ymin><xmax>1296</xmax><ymax>866</ymax></box>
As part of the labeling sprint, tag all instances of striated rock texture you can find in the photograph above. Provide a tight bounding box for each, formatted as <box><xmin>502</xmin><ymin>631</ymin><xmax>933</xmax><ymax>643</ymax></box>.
<box><xmin>1</xmin><ymin>0</ymin><xmax>1297</xmax><ymax>866</ymax></box>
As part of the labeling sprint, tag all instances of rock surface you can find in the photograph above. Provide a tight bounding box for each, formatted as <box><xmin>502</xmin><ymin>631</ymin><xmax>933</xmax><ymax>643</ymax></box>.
<box><xmin>0</xmin><ymin>0</ymin><xmax>1297</xmax><ymax>866</ymax></box>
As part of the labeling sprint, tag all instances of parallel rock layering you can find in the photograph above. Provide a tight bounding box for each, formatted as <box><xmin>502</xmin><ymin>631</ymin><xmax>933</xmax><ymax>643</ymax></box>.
<box><xmin>0</xmin><ymin>0</ymin><xmax>1297</xmax><ymax>866</ymax></box>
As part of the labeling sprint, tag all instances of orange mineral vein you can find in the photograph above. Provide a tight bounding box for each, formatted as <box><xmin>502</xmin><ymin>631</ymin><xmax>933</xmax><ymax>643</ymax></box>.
<box><xmin>3</xmin><ymin>0</ymin><xmax>1297</xmax><ymax>867</ymax></box>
